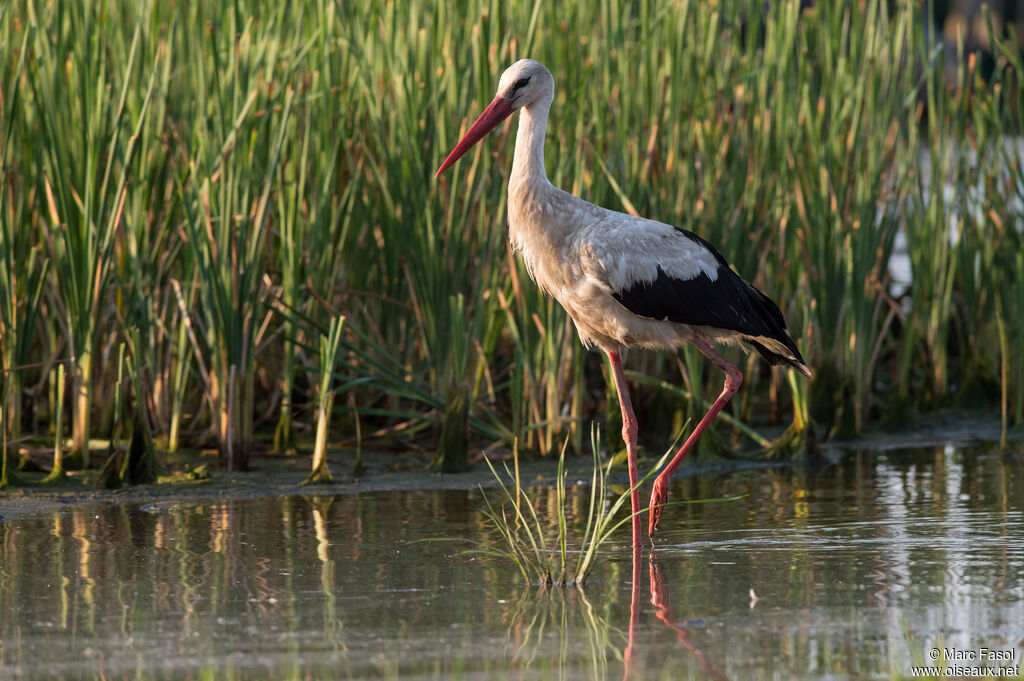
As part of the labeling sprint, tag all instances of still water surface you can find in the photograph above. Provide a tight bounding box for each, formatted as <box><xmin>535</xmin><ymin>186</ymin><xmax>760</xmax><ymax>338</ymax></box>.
<box><xmin>1</xmin><ymin>443</ymin><xmax>1022</xmax><ymax>680</ymax></box>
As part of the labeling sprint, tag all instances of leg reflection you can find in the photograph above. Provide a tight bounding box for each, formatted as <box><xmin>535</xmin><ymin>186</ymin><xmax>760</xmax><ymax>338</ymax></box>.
<box><xmin>647</xmin><ymin>559</ymin><xmax>730</xmax><ymax>681</ymax></box>
<box><xmin>623</xmin><ymin>548</ymin><xmax>731</xmax><ymax>680</ymax></box>
<box><xmin>622</xmin><ymin>544</ymin><xmax>642</xmax><ymax>680</ymax></box>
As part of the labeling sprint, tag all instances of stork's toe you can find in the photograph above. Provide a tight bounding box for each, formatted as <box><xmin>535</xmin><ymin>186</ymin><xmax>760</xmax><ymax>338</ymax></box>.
<box><xmin>648</xmin><ymin>478</ymin><xmax>670</xmax><ymax>536</ymax></box>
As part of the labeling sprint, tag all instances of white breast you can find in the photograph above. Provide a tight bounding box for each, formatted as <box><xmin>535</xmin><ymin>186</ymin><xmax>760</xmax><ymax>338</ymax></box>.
<box><xmin>509</xmin><ymin>189</ymin><xmax>711</xmax><ymax>350</ymax></box>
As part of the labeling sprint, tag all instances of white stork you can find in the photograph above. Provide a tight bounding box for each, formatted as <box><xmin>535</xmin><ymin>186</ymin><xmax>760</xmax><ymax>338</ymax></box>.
<box><xmin>436</xmin><ymin>59</ymin><xmax>811</xmax><ymax>550</ymax></box>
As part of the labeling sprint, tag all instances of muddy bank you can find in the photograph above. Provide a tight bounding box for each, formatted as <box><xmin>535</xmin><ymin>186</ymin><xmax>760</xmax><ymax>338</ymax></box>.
<box><xmin>0</xmin><ymin>449</ymin><xmax>484</xmax><ymax>519</ymax></box>
<box><xmin>1</xmin><ymin>413</ymin><xmax>1017</xmax><ymax>521</ymax></box>
<box><xmin>0</xmin><ymin>446</ymin><xmax>631</xmax><ymax>521</ymax></box>
<box><xmin>0</xmin><ymin>444</ymin><xmax>792</xmax><ymax>521</ymax></box>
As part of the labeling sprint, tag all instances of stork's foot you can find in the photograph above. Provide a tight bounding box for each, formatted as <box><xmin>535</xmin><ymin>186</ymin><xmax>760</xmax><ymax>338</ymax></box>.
<box><xmin>648</xmin><ymin>477</ymin><xmax>670</xmax><ymax>536</ymax></box>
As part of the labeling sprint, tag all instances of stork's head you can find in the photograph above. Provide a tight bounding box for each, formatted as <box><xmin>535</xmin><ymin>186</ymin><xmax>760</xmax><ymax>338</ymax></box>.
<box><xmin>435</xmin><ymin>59</ymin><xmax>554</xmax><ymax>177</ymax></box>
<box><xmin>494</xmin><ymin>59</ymin><xmax>554</xmax><ymax>111</ymax></box>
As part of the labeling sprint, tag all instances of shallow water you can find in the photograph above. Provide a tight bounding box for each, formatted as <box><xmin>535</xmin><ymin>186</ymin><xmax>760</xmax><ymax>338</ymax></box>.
<box><xmin>1</xmin><ymin>443</ymin><xmax>1022</xmax><ymax>680</ymax></box>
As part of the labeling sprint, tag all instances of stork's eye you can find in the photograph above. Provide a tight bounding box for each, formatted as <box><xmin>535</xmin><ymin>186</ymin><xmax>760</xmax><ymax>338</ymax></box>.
<box><xmin>512</xmin><ymin>77</ymin><xmax>531</xmax><ymax>92</ymax></box>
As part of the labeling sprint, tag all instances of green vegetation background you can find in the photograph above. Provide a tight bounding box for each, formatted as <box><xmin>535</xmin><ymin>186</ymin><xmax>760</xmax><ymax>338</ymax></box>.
<box><xmin>2</xmin><ymin>0</ymin><xmax>1023</xmax><ymax>475</ymax></box>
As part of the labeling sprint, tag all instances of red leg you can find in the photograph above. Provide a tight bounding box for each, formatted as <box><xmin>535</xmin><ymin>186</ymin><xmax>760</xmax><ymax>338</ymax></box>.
<box><xmin>648</xmin><ymin>337</ymin><xmax>742</xmax><ymax>536</ymax></box>
<box><xmin>606</xmin><ymin>348</ymin><xmax>643</xmax><ymax>552</ymax></box>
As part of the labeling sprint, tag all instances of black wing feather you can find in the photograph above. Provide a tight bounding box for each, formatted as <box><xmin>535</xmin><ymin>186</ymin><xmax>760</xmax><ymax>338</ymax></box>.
<box><xmin>611</xmin><ymin>231</ymin><xmax>805</xmax><ymax>367</ymax></box>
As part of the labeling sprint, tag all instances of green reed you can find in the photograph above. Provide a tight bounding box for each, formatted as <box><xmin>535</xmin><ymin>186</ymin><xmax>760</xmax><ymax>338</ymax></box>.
<box><xmin>305</xmin><ymin>315</ymin><xmax>345</xmax><ymax>485</ymax></box>
<box><xmin>21</xmin><ymin>1</ymin><xmax>159</xmax><ymax>468</ymax></box>
<box><xmin>175</xmin><ymin>3</ymin><xmax>299</xmax><ymax>470</ymax></box>
<box><xmin>0</xmin><ymin>15</ymin><xmax>45</xmax><ymax>462</ymax></box>
<box><xmin>980</xmin><ymin>9</ymin><xmax>1024</xmax><ymax>444</ymax></box>
<box><xmin>41</xmin><ymin>362</ymin><xmax>67</xmax><ymax>483</ymax></box>
<box><xmin>0</xmin><ymin>0</ymin><xmax>1022</xmax><ymax>477</ymax></box>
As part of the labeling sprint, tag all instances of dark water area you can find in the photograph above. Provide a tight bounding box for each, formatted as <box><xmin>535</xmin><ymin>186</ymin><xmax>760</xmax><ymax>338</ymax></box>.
<box><xmin>1</xmin><ymin>443</ymin><xmax>1022</xmax><ymax>680</ymax></box>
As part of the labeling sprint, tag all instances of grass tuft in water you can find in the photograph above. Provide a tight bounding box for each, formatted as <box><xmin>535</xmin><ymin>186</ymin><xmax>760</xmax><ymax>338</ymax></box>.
<box><xmin>471</xmin><ymin>424</ymin><xmax>741</xmax><ymax>586</ymax></box>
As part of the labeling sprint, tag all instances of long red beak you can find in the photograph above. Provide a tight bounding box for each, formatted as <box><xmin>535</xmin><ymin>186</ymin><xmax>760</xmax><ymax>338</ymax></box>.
<box><xmin>435</xmin><ymin>95</ymin><xmax>515</xmax><ymax>177</ymax></box>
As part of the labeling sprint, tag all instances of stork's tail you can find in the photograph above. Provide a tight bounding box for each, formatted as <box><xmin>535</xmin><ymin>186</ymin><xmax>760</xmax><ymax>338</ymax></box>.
<box><xmin>744</xmin><ymin>334</ymin><xmax>812</xmax><ymax>379</ymax></box>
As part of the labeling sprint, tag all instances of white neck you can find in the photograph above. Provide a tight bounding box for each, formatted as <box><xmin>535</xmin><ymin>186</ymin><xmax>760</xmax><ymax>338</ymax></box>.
<box><xmin>506</xmin><ymin>94</ymin><xmax>579</xmax><ymax>268</ymax></box>
<box><xmin>509</xmin><ymin>98</ymin><xmax>552</xmax><ymax>196</ymax></box>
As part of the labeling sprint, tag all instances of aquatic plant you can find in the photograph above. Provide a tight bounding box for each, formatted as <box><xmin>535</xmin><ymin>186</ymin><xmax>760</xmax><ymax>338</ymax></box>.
<box><xmin>304</xmin><ymin>316</ymin><xmax>346</xmax><ymax>485</ymax></box>
<box><xmin>0</xmin><ymin>18</ymin><xmax>46</xmax><ymax>468</ymax></box>
<box><xmin>473</xmin><ymin>426</ymin><xmax>648</xmax><ymax>587</ymax></box>
<box><xmin>982</xmin><ymin>9</ymin><xmax>1024</xmax><ymax>446</ymax></box>
<box><xmin>475</xmin><ymin>423</ymin><xmax>721</xmax><ymax>585</ymax></box>
<box><xmin>23</xmin><ymin>3</ymin><xmax>161</xmax><ymax>469</ymax></box>
<box><xmin>472</xmin><ymin>423</ymin><xmax>746</xmax><ymax>585</ymax></box>
<box><xmin>41</xmin><ymin>363</ymin><xmax>68</xmax><ymax>484</ymax></box>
